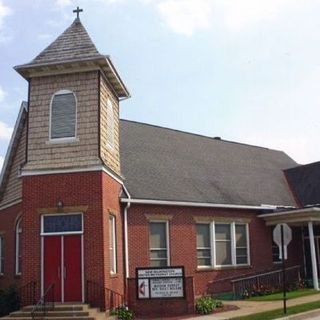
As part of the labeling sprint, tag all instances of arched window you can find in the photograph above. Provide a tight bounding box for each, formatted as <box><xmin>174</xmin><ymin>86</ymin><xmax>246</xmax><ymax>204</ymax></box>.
<box><xmin>106</xmin><ymin>98</ymin><xmax>114</xmax><ymax>149</ymax></box>
<box><xmin>15</xmin><ymin>218</ymin><xmax>22</xmax><ymax>275</ymax></box>
<box><xmin>50</xmin><ymin>90</ymin><xmax>77</xmax><ymax>140</ymax></box>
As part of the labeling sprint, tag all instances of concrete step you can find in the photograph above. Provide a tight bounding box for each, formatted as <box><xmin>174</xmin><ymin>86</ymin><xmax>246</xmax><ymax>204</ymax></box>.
<box><xmin>1</xmin><ymin>303</ymin><xmax>116</xmax><ymax>320</ymax></box>
<box><xmin>2</xmin><ymin>318</ymin><xmax>95</xmax><ymax>320</ymax></box>
<box><xmin>9</xmin><ymin>311</ymin><xmax>90</xmax><ymax>317</ymax></box>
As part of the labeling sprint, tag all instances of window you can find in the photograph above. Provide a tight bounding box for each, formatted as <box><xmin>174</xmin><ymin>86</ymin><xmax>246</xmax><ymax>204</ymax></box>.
<box><xmin>106</xmin><ymin>99</ymin><xmax>114</xmax><ymax>149</ymax></box>
<box><xmin>235</xmin><ymin>224</ymin><xmax>248</xmax><ymax>265</ymax></box>
<box><xmin>149</xmin><ymin>222</ymin><xmax>169</xmax><ymax>267</ymax></box>
<box><xmin>109</xmin><ymin>215</ymin><xmax>117</xmax><ymax>274</ymax></box>
<box><xmin>215</xmin><ymin>224</ymin><xmax>232</xmax><ymax>266</ymax></box>
<box><xmin>0</xmin><ymin>236</ymin><xmax>4</xmax><ymax>275</ymax></box>
<box><xmin>50</xmin><ymin>90</ymin><xmax>76</xmax><ymax>140</ymax></box>
<box><xmin>42</xmin><ymin>214</ymin><xmax>83</xmax><ymax>235</ymax></box>
<box><xmin>196</xmin><ymin>222</ymin><xmax>250</xmax><ymax>268</ymax></box>
<box><xmin>196</xmin><ymin>224</ymin><xmax>211</xmax><ymax>267</ymax></box>
<box><xmin>16</xmin><ymin>218</ymin><xmax>22</xmax><ymax>275</ymax></box>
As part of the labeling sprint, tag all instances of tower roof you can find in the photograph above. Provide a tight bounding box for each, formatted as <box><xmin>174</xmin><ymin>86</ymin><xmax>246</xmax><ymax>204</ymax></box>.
<box><xmin>30</xmin><ymin>18</ymin><xmax>101</xmax><ymax>66</ymax></box>
<box><xmin>14</xmin><ymin>17</ymin><xmax>130</xmax><ymax>98</ymax></box>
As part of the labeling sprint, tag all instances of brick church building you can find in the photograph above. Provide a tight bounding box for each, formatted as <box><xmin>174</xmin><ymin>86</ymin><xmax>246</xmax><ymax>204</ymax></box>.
<box><xmin>0</xmin><ymin>11</ymin><xmax>320</xmax><ymax>317</ymax></box>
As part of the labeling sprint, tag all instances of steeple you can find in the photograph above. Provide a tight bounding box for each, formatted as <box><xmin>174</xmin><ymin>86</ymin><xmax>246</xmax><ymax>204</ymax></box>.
<box><xmin>15</xmin><ymin>13</ymin><xmax>129</xmax><ymax>98</ymax></box>
<box><xmin>30</xmin><ymin>18</ymin><xmax>100</xmax><ymax>66</ymax></box>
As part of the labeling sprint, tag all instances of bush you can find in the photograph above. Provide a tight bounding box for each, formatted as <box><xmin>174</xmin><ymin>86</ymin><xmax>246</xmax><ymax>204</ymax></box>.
<box><xmin>0</xmin><ymin>286</ymin><xmax>20</xmax><ymax>317</ymax></box>
<box><xmin>111</xmin><ymin>306</ymin><xmax>134</xmax><ymax>320</ymax></box>
<box><xmin>195</xmin><ymin>296</ymin><xmax>223</xmax><ymax>315</ymax></box>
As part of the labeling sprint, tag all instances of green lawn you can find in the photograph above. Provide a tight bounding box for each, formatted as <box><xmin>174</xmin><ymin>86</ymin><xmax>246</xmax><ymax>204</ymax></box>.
<box><xmin>231</xmin><ymin>301</ymin><xmax>320</xmax><ymax>320</ymax></box>
<box><xmin>248</xmin><ymin>289</ymin><xmax>320</xmax><ymax>301</ymax></box>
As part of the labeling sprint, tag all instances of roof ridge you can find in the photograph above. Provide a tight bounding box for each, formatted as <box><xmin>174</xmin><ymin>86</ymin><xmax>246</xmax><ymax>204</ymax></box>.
<box><xmin>120</xmin><ymin>118</ymin><xmax>281</xmax><ymax>152</ymax></box>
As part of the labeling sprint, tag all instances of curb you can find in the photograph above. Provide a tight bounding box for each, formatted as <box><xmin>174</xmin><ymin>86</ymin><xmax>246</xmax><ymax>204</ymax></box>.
<box><xmin>276</xmin><ymin>308</ymin><xmax>320</xmax><ymax>320</ymax></box>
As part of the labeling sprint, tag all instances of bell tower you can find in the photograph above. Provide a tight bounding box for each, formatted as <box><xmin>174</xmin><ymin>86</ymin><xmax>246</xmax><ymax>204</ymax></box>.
<box><xmin>15</xmin><ymin>11</ymin><xmax>129</xmax><ymax>177</ymax></box>
<box><xmin>14</xmin><ymin>9</ymin><xmax>129</xmax><ymax>306</ymax></box>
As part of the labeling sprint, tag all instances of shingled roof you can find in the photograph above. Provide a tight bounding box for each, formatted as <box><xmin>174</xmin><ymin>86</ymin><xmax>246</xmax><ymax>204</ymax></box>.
<box><xmin>27</xmin><ymin>18</ymin><xmax>101</xmax><ymax>66</ymax></box>
<box><xmin>285</xmin><ymin>162</ymin><xmax>320</xmax><ymax>207</ymax></box>
<box><xmin>14</xmin><ymin>18</ymin><xmax>130</xmax><ymax>98</ymax></box>
<box><xmin>120</xmin><ymin>120</ymin><xmax>298</xmax><ymax>207</ymax></box>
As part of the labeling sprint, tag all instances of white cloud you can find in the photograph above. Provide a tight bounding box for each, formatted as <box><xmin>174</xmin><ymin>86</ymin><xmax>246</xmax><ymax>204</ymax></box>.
<box><xmin>0</xmin><ymin>85</ymin><xmax>6</xmax><ymax>102</ymax></box>
<box><xmin>0</xmin><ymin>0</ymin><xmax>11</xmax><ymax>41</ymax></box>
<box><xmin>0</xmin><ymin>121</ymin><xmax>13</xmax><ymax>140</ymax></box>
<box><xmin>0</xmin><ymin>1</ymin><xmax>11</xmax><ymax>28</ymax></box>
<box><xmin>156</xmin><ymin>0</ymin><xmax>213</xmax><ymax>36</ymax></box>
<box><xmin>55</xmin><ymin>0</ymin><xmax>72</xmax><ymax>8</ymax></box>
<box><xmin>140</xmin><ymin>0</ymin><xmax>301</xmax><ymax>36</ymax></box>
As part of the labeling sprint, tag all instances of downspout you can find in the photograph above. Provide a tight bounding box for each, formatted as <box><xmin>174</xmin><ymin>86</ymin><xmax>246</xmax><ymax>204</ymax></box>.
<box><xmin>122</xmin><ymin>185</ymin><xmax>131</xmax><ymax>283</ymax></box>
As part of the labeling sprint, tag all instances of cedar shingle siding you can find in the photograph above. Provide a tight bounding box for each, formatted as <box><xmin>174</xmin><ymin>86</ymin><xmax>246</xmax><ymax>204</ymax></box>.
<box><xmin>24</xmin><ymin>71</ymin><xmax>101</xmax><ymax>171</ymax></box>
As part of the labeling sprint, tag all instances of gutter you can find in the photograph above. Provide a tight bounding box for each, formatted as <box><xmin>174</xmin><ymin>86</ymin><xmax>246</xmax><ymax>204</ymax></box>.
<box><xmin>120</xmin><ymin>198</ymin><xmax>278</xmax><ymax>211</ymax></box>
<box><xmin>259</xmin><ymin>207</ymin><xmax>320</xmax><ymax>218</ymax></box>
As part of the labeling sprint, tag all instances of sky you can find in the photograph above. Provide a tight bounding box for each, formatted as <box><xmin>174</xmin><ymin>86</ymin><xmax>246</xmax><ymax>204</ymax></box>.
<box><xmin>0</xmin><ymin>0</ymin><xmax>320</xmax><ymax>169</ymax></box>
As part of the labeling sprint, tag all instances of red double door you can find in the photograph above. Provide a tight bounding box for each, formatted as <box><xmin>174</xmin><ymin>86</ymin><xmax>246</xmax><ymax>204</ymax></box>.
<box><xmin>44</xmin><ymin>235</ymin><xmax>82</xmax><ymax>302</ymax></box>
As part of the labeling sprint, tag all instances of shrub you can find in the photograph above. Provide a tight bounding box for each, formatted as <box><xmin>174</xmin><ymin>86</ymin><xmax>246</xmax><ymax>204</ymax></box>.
<box><xmin>0</xmin><ymin>286</ymin><xmax>20</xmax><ymax>317</ymax></box>
<box><xmin>195</xmin><ymin>296</ymin><xmax>223</xmax><ymax>315</ymax></box>
<box><xmin>111</xmin><ymin>306</ymin><xmax>134</xmax><ymax>320</ymax></box>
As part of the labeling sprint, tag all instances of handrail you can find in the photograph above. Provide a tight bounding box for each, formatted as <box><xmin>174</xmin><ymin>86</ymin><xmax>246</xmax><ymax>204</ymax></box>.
<box><xmin>86</xmin><ymin>280</ymin><xmax>124</xmax><ymax>311</ymax></box>
<box><xmin>231</xmin><ymin>265</ymin><xmax>300</xmax><ymax>283</ymax></box>
<box><xmin>31</xmin><ymin>283</ymin><xmax>55</xmax><ymax>320</ymax></box>
<box><xmin>231</xmin><ymin>265</ymin><xmax>301</xmax><ymax>299</ymax></box>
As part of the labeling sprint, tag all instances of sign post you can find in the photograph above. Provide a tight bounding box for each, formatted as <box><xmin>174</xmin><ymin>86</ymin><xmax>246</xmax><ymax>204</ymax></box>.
<box><xmin>273</xmin><ymin>223</ymin><xmax>292</xmax><ymax>315</ymax></box>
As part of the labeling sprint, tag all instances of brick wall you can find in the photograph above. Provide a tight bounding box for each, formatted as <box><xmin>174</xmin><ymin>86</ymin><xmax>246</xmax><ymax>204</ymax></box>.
<box><xmin>126</xmin><ymin>204</ymin><xmax>304</xmax><ymax>296</ymax></box>
<box><xmin>0</xmin><ymin>202</ymin><xmax>22</xmax><ymax>289</ymax></box>
<box><xmin>21</xmin><ymin>171</ymin><xmax>124</xmax><ymax>306</ymax></box>
<box><xmin>127</xmin><ymin>277</ymin><xmax>195</xmax><ymax>317</ymax></box>
<box><xmin>101</xmin><ymin>172</ymin><xmax>124</xmax><ymax>299</ymax></box>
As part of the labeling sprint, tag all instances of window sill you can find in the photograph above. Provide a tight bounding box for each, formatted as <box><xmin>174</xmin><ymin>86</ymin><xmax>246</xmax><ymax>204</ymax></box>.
<box><xmin>196</xmin><ymin>265</ymin><xmax>252</xmax><ymax>272</ymax></box>
<box><xmin>110</xmin><ymin>272</ymin><xmax>118</xmax><ymax>278</ymax></box>
<box><xmin>14</xmin><ymin>273</ymin><xmax>21</xmax><ymax>278</ymax></box>
<box><xmin>46</xmin><ymin>138</ymin><xmax>79</xmax><ymax>145</ymax></box>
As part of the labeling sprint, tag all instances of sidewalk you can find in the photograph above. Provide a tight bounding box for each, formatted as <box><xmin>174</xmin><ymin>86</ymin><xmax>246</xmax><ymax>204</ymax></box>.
<box><xmin>186</xmin><ymin>293</ymin><xmax>320</xmax><ymax>320</ymax></box>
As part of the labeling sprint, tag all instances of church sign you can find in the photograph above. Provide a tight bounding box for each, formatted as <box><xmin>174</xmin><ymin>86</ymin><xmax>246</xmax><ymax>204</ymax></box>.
<box><xmin>136</xmin><ymin>266</ymin><xmax>185</xmax><ymax>299</ymax></box>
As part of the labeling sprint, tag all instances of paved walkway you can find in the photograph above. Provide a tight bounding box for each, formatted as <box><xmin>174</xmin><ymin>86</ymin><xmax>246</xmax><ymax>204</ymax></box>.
<box><xmin>136</xmin><ymin>294</ymin><xmax>320</xmax><ymax>320</ymax></box>
<box><xmin>186</xmin><ymin>293</ymin><xmax>320</xmax><ymax>320</ymax></box>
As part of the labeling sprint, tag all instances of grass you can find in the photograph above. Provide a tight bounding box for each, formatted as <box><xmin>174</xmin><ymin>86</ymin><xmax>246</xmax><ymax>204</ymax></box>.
<box><xmin>248</xmin><ymin>289</ymin><xmax>320</xmax><ymax>301</ymax></box>
<box><xmin>231</xmin><ymin>300</ymin><xmax>320</xmax><ymax>320</ymax></box>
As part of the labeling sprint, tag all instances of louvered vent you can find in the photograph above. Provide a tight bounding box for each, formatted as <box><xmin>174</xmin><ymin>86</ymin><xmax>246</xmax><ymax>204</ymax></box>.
<box><xmin>51</xmin><ymin>92</ymin><xmax>76</xmax><ymax>139</ymax></box>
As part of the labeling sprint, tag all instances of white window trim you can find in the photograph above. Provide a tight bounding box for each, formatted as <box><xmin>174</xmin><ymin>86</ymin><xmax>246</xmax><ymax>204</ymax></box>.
<box><xmin>106</xmin><ymin>98</ymin><xmax>115</xmax><ymax>150</ymax></box>
<box><xmin>109</xmin><ymin>215</ymin><xmax>117</xmax><ymax>275</ymax></box>
<box><xmin>196</xmin><ymin>221</ymin><xmax>250</xmax><ymax>269</ymax></box>
<box><xmin>15</xmin><ymin>218</ymin><xmax>22</xmax><ymax>275</ymax></box>
<box><xmin>0</xmin><ymin>236</ymin><xmax>4</xmax><ymax>275</ymax></box>
<box><xmin>40</xmin><ymin>212</ymin><xmax>83</xmax><ymax>236</ymax></box>
<box><xmin>196</xmin><ymin>223</ymin><xmax>212</xmax><ymax>269</ymax></box>
<box><xmin>149</xmin><ymin>220</ymin><xmax>170</xmax><ymax>267</ymax></box>
<box><xmin>49</xmin><ymin>89</ymin><xmax>78</xmax><ymax>142</ymax></box>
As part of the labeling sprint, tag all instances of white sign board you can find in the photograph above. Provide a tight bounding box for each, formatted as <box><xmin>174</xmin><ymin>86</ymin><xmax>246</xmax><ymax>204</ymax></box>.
<box><xmin>273</xmin><ymin>223</ymin><xmax>292</xmax><ymax>260</ymax></box>
<box><xmin>137</xmin><ymin>266</ymin><xmax>185</xmax><ymax>299</ymax></box>
<box><xmin>138</xmin><ymin>268</ymin><xmax>183</xmax><ymax>278</ymax></box>
<box><xmin>150</xmin><ymin>278</ymin><xmax>184</xmax><ymax>298</ymax></box>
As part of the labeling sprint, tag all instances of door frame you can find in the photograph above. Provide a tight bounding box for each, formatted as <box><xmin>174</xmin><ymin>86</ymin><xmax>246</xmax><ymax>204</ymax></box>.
<box><xmin>40</xmin><ymin>213</ymin><xmax>84</xmax><ymax>303</ymax></box>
